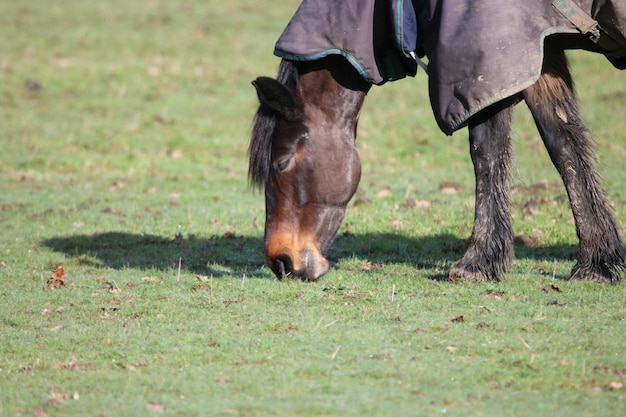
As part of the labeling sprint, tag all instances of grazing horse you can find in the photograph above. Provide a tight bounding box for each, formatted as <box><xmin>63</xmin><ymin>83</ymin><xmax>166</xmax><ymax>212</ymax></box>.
<box><xmin>249</xmin><ymin>4</ymin><xmax>626</xmax><ymax>283</ymax></box>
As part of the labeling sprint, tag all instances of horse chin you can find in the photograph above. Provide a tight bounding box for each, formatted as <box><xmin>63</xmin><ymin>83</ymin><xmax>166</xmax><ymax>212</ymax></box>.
<box><xmin>300</xmin><ymin>250</ymin><xmax>330</xmax><ymax>281</ymax></box>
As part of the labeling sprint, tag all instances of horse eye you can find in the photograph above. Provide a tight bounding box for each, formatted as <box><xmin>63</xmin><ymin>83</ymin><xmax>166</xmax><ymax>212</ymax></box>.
<box><xmin>277</xmin><ymin>158</ymin><xmax>291</xmax><ymax>172</ymax></box>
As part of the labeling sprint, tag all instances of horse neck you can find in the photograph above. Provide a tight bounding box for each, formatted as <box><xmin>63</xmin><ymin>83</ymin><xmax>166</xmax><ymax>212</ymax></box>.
<box><xmin>296</xmin><ymin>58</ymin><xmax>370</xmax><ymax>139</ymax></box>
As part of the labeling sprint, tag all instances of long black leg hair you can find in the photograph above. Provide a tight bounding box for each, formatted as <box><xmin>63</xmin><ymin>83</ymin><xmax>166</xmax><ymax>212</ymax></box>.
<box><xmin>523</xmin><ymin>49</ymin><xmax>625</xmax><ymax>283</ymax></box>
<box><xmin>448</xmin><ymin>97</ymin><xmax>517</xmax><ymax>282</ymax></box>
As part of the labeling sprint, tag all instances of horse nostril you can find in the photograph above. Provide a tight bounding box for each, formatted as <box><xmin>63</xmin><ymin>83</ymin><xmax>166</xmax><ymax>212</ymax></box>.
<box><xmin>270</xmin><ymin>252</ymin><xmax>329</xmax><ymax>281</ymax></box>
<box><xmin>272</xmin><ymin>254</ymin><xmax>294</xmax><ymax>279</ymax></box>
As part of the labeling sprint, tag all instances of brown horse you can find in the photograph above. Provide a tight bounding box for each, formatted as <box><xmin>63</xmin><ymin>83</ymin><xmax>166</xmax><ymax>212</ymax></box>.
<box><xmin>249</xmin><ymin>37</ymin><xmax>625</xmax><ymax>283</ymax></box>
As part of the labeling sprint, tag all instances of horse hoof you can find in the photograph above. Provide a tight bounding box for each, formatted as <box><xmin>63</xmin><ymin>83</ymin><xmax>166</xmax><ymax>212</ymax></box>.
<box><xmin>447</xmin><ymin>262</ymin><xmax>490</xmax><ymax>282</ymax></box>
<box><xmin>569</xmin><ymin>266</ymin><xmax>619</xmax><ymax>284</ymax></box>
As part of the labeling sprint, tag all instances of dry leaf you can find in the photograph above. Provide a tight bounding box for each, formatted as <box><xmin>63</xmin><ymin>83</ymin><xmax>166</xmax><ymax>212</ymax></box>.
<box><xmin>390</xmin><ymin>219</ymin><xmax>403</xmax><ymax>229</ymax></box>
<box><xmin>446</xmin><ymin>346</ymin><xmax>457</xmax><ymax>353</ymax></box>
<box><xmin>514</xmin><ymin>234</ymin><xmax>540</xmax><ymax>247</ymax></box>
<box><xmin>30</xmin><ymin>407</ymin><xmax>49</xmax><ymax>417</ymax></box>
<box><xmin>52</xmin><ymin>265</ymin><xmax>64</xmax><ymax>279</ymax></box>
<box><xmin>451</xmin><ymin>315</ymin><xmax>464</xmax><ymax>323</ymax></box>
<box><xmin>109</xmin><ymin>182</ymin><xmax>122</xmax><ymax>192</ymax></box>
<box><xmin>47</xmin><ymin>265</ymin><xmax>67</xmax><ymax>289</ymax></box>
<box><xmin>405</xmin><ymin>199</ymin><xmax>431</xmax><ymax>208</ymax></box>
<box><xmin>439</xmin><ymin>182</ymin><xmax>463</xmax><ymax>194</ymax></box>
<box><xmin>68</xmin><ymin>362</ymin><xmax>92</xmax><ymax>371</ymax></box>
<box><xmin>146</xmin><ymin>402</ymin><xmax>165</xmax><ymax>413</ymax></box>
<box><xmin>48</xmin><ymin>389</ymin><xmax>69</xmax><ymax>404</ymax></box>
<box><xmin>609</xmin><ymin>381</ymin><xmax>623</xmax><ymax>390</ymax></box>
<box><xmin>353</xmin><ymin>195</ymin><xmax>372</xmax><ymax>206</ymax></box>
<box><xmin>215</xmin><ymin>378</ymin><xmax>233</xmax><ymax>385</ymax></box>
<box><xmin>105</xmin><ymin>281</ymin><xmax>121</xmax><ymax>294</ymax></box>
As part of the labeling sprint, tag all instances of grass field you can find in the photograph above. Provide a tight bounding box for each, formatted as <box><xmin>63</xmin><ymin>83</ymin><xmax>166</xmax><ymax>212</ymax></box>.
<box><xmin>1</xmin><ymin>1</ymin><xmax>625</xmax><ymax>416</ymax></box>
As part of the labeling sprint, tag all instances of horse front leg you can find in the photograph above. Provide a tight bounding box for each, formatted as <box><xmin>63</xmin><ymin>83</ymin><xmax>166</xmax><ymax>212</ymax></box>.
<box><xmin>523</xmin><ymin>50</ymin><xmax>625</xmax><ymax>284</ymax></box>
<box><xmin>448</xmin><ymin>99</ymin><xmax>516</xmax><ymax>282</ymax></box>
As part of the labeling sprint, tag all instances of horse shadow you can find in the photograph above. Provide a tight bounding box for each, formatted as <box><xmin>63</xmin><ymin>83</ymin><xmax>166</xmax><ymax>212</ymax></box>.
<box><xmin>40</xmin><ymin>231</ymin><xmax>578</xmax><ymax>280</ymax></box>
<box><xmin>332</xmin><ymin>232</ymin><xmax>577</xmax><ymax>281</ymax></box>
<box><xmin>40</xmin><ymin>232</ymin><xmax>272</xmax><ymax>279</ymax></box>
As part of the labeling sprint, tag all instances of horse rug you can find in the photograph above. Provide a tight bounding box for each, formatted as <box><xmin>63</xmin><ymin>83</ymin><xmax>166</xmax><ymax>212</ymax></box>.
<box><xmin>274</xmin><ymin>0</ymin><xmax>626</xmax><ymax>135</ymax></box>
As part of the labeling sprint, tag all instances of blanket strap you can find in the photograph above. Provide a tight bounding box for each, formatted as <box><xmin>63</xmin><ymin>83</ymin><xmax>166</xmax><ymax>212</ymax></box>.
<box><xmin>552</xmin><ymin>0</ymin><xmax>621</xmax><ymax>53</ymax></box>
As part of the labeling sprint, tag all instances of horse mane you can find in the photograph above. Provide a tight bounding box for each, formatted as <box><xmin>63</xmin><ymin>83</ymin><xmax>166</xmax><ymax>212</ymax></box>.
<box><xmin>248</xmin><ymin>60</ymin><xmax>299</xmax><ymax>189</ymax></box>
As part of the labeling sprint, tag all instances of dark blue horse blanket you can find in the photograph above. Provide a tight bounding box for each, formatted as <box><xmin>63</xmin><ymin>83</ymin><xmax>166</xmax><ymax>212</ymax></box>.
<box><xmin>275</xmin><ymin>0</ymin><xmax>626</xmax><ymax>135</ymax></box>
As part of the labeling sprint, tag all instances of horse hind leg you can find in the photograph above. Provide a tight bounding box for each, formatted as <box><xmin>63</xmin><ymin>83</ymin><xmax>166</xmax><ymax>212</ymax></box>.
<box><xmin>522</xmin><ymin>50</ymin><xmax>625</xmax><ymax>283</ymax></box>
<box><xmin>448</xmin><ymin>98</ymin><xmax>517</xmax><ymax>282</ymax></box>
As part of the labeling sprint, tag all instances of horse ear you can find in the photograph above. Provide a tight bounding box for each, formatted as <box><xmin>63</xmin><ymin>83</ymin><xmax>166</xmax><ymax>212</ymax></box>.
<box><xmin>252</xmin><ymin>77</ymin><xmax>303</xmax><ymax>122</ymax></box>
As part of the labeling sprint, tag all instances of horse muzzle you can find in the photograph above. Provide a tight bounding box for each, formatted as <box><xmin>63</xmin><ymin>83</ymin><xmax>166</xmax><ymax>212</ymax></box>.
<box><xmin>264</xmin><ymin>205</ymin><xmax>346</xmax><ymax>281</ymax></box>
<box><xmin>267</xmin><ymin>249</ymin><xmax>329</xmax><ymax>281</ymax></box>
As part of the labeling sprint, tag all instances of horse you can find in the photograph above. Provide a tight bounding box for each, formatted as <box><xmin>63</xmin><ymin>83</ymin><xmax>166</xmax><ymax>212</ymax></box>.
<box><xmin>248</xmin><ymin>17</ymin><xmax>626</xmax><ymax>283</ymax></box>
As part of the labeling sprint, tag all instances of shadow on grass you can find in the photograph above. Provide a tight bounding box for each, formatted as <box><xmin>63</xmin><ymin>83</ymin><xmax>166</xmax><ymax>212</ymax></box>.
<box><xmin>41</xmin><ymin>232</ymin><xmax>270</xmax><ymax>278</ymax></box>
<box><xmin>40</xmin><ymin>232</ymin><xmax>578</xmax><ymax>280</ymax></box>
<box><xmin>332</xmin><ymin>232</ymin><xmax>578</xmax><ymax>281</ymax></box>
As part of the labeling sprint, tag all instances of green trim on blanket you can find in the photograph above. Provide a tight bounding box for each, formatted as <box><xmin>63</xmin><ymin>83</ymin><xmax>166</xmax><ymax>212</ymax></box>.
<box><xmin>274</xmin><ymin>48</ymin><xmax>375</xmax><ymax>84</ymax></box>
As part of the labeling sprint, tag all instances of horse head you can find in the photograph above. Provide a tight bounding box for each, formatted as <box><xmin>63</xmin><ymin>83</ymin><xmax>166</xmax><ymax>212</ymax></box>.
<box><xmin>249</xmin><ymin>58</ymin><xmax>369</xmax><ymax>280</ymax></box>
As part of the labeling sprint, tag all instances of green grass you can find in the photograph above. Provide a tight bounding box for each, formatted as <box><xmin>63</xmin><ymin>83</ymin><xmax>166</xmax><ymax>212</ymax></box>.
<box><xmin>1</xmin><ymin>1</ymin><xmax>626</xmax><ymax>416</ymax></box>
